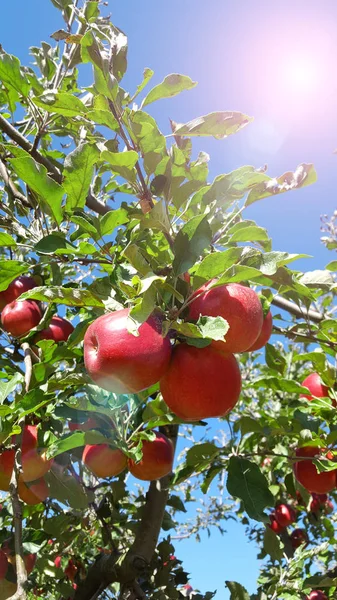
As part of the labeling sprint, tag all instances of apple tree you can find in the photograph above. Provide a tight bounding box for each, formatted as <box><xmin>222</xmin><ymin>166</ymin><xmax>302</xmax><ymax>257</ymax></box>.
<box><xmin>0</xmin><ymin>2</ymin><xmax>336</xmax><ymax>600</ymax></box>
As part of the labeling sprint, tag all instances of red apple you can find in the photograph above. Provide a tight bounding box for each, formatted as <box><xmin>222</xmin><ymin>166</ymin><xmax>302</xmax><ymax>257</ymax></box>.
<box><xmin>274</xmin><ymin>503</ymin><xmax>296</xmax><ymax>527</ymax></box>
<box><xmin>188</xmin><ymin>282</ymin><xmax>263</xmax><ymax>353</ymax></box>
<box><xmin>18</xmin><ymin>478</ymin><xmax>49</xmax><ymax>505</ymax></box>
<box><xmin>0</xmin><ymin>549</ymin><xmax>8</xmax><ymax>580</ymax></box>
<box><xmin>21</xmin><ymin>449</ymin><xmax>53</xmax><ymax>483</ymax></box>
<box><xmin>247</xmin><ymin>311</ymin><xmax>273</xmax><ymax>351</ymax></box>
<box><xmin>82</xmin><ymin>444</ymin><xmax>127</xmax><ymax>478</ymax></box>
<box><xmin>69</xmin><ymin>418</ymin><xmax>98</xmax><ymax>432</ymax></box>
<box><xmin>65</xmin><ymin>559</ymin><xmax>77</xmax><ymax>581</ymax></box>
<box><xmin>310</xmin><ymin>497</ymin><xmax>321</xmax><ymax>514</ymax></box>
<box><xmin>160</xmin><ymin>344</ymin><xmax>241</xmax><ymax>421</ymax></box>
<box><xmin>268</xmin><ymin>514</ymin><xmax>284</xmax><ymax>534</ymax></box>
<box><xmin>54</xmin><ymin>556</ymin><xmax>62</xmax><ymax>569</ymax></box>
<box><xmin>0</xmin><ymin>449</ymin><xmax>15</xmax><ymax>491</ymax></box>
<box><xmin>290</xmin><ymin>528</ymin><xmax>307</xmax><ymax>549</ymax></box>
<box><xmin>84</xmin><ymin>309</ymin><xmax>171</xmax><ymax>394</ymax></box>
<box><xmin>128</xmin><ymin>431</ymin><xmax>174</xmax><ymax>481</ymax></box>
<box><xmin>0</xmin><ymin>276</ymin><xmax>37</xmax><ymax>310</ymax></box>
<box><xmin>294</xmin><ymin>447</ymin><xmax>337</xmax><ymax>494</ymax></box>
<box><xmin>35</xmin><ymin>315</ymin><xmax>74</xmax><ymax>343</ymax></box>
<box><xmin>300</xmin><ymin>373</ymin><xmax>329</xmax><ymax>402</ymax></box>
<box><xmin>1</xmin><ymin>300</ymin><xmax>42</xmax><ymax>337</ymax></box>
<box><xmin>24</xmin><ymin>553</ymin><xmax>36</xmax><ymax>574</ymax></box>
<box><xmin>306</xmin><ymin>591</ymin><xmax>328</xmax><ymax>600</ymax></box>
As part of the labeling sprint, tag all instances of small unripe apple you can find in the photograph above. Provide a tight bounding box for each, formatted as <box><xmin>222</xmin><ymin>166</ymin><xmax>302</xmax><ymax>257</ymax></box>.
<box><xmin>188</xmin><ymin>282</ymin><xmax>263</xmax><ymax>353</ymax></box>
<box><xmin>306</xmin><ymin>590</ymin><xmax>328</xmax><ymax>600</ymax></box>
<box><xmin>160</xmin><ymin>344</ymin><xmax>241</xmax><ymax>421</ymax></box>
<box><xmin>294</xmin><ymin>447</ymin><xmax>337</xmax><ymax>494</ymax></box>
<box><xmin>128</xmin><ymin>431</ymin><xmax>174</xmax><ymax>481</ymax></box>
<box><xmin>83</xmin><ymin>444</ymin><xmax>127</xmax><ymax>478</ymax></box>
<box><xmin>69</xmin><ymin>418</ymin><xmax>98</xmax><ymax>432</ymax></box>
<box><xmin>18</xmin><ymin>478</ymin><xmax>49</xmax><ymax>505</ymax></box>
<box><xmin>290</xmin><ymin>528</ymin><xmax>307</xmax><ymax>549</ymax></box>
<box><xmin>268</xmin><ymin>514</ymin><xmax>284</xmax><ymax>534</ymax></box>
<box><xmin>274</xmin><ymin>503</ymin><xmax>296</xmax><ymax>527</ymax></box>
<box><xmin>247</xmin><ymin>311</ymin><xmax>273</xmax><ymax>351</ymax></box>
<box><xmin>84</xmin><ymin>309</ymin><xmax>171</xmax><ymax>394</ymax></box>
<box><xmin>35</xmin><ymin>315</ymin><xmax>74</xmax><ymax>343</ymax></box>
<box><xmin>300</xmin><ymin>373</ymin><xmax>329</xmax><ymax>401</ymax></box>
<box><xmin>1</xmin><ymin>300</ymin><xmax>42</xmax><ymax>337</ymax></box>
<box><xmin>0</xmin><ymin>276</ymin><xmax>37</xmax><ymax>310</ymax></box>
<box><xmin>24</xmin><ymin>553</ymin><xmax>36</xmax><ymax>574</ymax></box>
<box><xmin>0</xmin><ymin>549</ymin><xmax>8</xmax><ymax>579</ymax></box>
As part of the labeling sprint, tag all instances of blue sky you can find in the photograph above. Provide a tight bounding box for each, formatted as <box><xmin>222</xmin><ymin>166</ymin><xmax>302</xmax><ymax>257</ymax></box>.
<box><xmin>1</xmin><ymin>0</ymin><xmax>337</xmax><ymax>597</ymax></box>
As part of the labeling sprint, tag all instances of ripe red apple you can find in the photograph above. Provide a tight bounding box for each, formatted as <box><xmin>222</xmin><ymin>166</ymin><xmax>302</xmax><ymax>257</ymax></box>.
<box><xmin>35</xmin><ymin>315</ymin><xmax>74</xmax><ymax>343</ymax></box>
<box><xmin>69</xmin><ymin>417</ymin><xmax>98</xmax><ymax>432</ymax></box>
<box><xmin>294</xmin><ymin>447</ymin><xmax>337</xmax><ymax>494</ymax></box>
<box><xmin>24</xmin><ymin>553</ymin><xmax>36</xmax><ymax>574</ymax></box>
<box><xmin>0</xmin><ymin>549</ymin><xmax>8</xmax><ymax>579</ymax></box>
<box><xmin>1</xmin><ymin>300</ymin><xmax>42</xmax><ymax>337</ymax></box>
<box><xmin>268</xmin><ymin>514</ymin><xmax>284</xmax><ymax>534</ymax></box>
<box><xmin>65</xmin><ymin>559</ymin><xmax>77</xmax><ymax>581</ymax></box>
<box><xmin>18</xmin><ymin>478</ymin><xmax>49</xmax><ymax>505</ymax></box>
<box><xmin>84</xmin><ymin>309</ymin><xmax>171</xmax><ymax>394</ymax></box>
<box><xmin>274</xmin><ymin>503</ymin><xmax>296</xmax><ymax>527</ymax></box>
<box><xmin>306</xmin><ymin>591</ymin><xmax>328</xmax><ymax>600</ymax></box>
<box><xmin>0</xmin><ymin>276</ymin><xmax>37</xmax><ymax>310</ymax></box>
<box><xmin>188</xmin><ymin>282</ymin><xmax>263</xmax><ymax>353</ymax></box>
<box><xmin>54</xmin><ymin>556</ymin><xmax>62</xmax><ymax>569</ymax></box>
<box><xmin>247</xmin><ymin>311</ymin><xmax>273</xmax><ymax>351</ymax></box>
<box><xmin>310</xmin><ymin>498</ymin><xmax>321</xmax><ymax>514</ymax></box>
<box><xmin>300</xmin><ymin>373</ymin><xmax>329</xmax><ymax>401</ymax></box>
<box><xmin>160</xmin><ymin>344</ymin><xmax>241</xmax><ymax>421</ymax></box>
<box><xmin>21</xmin><ymin>449</ymin><xmax>53</xmax><ymax>483</ymax></box>
<box><xmin>290</xmin><ymin>528</ymin><xmax>307</xmax><ymax>549</ymax></box>
<box><xmin>82</xmin><ymin>444</ymin><xmax>127</xmax><ymax>478</ymax></box>
<box><xmin>128</xmin><ymin>431</ymin><xmax>174</xmax><ymax>481</ymax></box>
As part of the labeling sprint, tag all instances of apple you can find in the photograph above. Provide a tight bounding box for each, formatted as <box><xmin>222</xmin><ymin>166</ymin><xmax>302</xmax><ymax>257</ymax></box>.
<box><xmin>160</xmin><ymin>344</ymin><xmax>241</xmax><ymax>421</ymax></box>
<box><xmin>65</xmin><ymin>559</ymin><xmax>77</xmax><ymax>581</ymax></box>
<box><xmin>293</xmin><ymin>447</ymin><xmax>337</xmax><ymax>494</ymax></box>
<box><xmin>69</xmin><ymin>417</ymin><xmax>98</xmax><ymax>432</ymax></box>
<box><xmin>35</xmin><ymin>315</ymin><xmax>74</xmax><ymax>343</ymax></box>
<box><xmin>21</xmin><ymin>448</ymin><xmax>53</xmax><ymax>483</ymax></box>
<box><xmin>84</xmin><ymin>309</ymin><xmax>171</xmax><ymax>394</ymax></box>
<box><xmin>0</xmin><ymin>449</ymin><xmax>15</xmax><ymax>491</ymax></box>
<box><xmin>188</xmin><ymin>282</ymin><xmax>263</xmax><ymax>353</ymax></box>
<box><xmin>310</xmin><ymin>497</ymin><xmax>321</xmax><ymax>514</ymax></box>
<box><xmin>300</xmin><ymin>373</ymin><xmax>329</xmax><ymax>402</ymax></box>
<box><xmin>0</xmin><ymin>276</ymin><xmax>37</xmax><ymax>310</ymax></box>
<box><xmin>1</xmin><ymin>300</ymin><xmax>42</xmax><ymax>337</ymax></box>
<box><xmin>183</xmin><ymin>584</ymin><xmax>193</xmax><ymax>597</ymax></box>
<box><xmin>0</xmin><ymin>549</ymin><xmax>8</xmax><ymax>579</ymax></box>
<box><xmin>290</xmin><ymin>528</ymin><xmax>307</xmax><ymax>549</ymax></box>
<box><xmin>18</xmin><ymin>478</ymin><xmax>49</xmax><ymax>505</ymax></box>
<box><xmin>274</xmin><ymin>503</ymin><xmax>296</xmax><ymax>527</ymax></box>
<box><xmin>247</xmin><ymin>311</ymin><xmax>273</xmax><ymax>351</ymax></box>
<box><xmin>268</xmin><ymin>514</ymin><xmax>284</xmax><ymax>534</ymax></box>
<box><xmin>306</xmin><ymin>591</ymin><xmax>328</xmax><ymax>600</ymax></box>
<box><xmin>82</xmin><ymin>444</ymin><xmax>127</xmax><ymax>478</ymax></box>
<box><xmin>24</xmin><ymin>553</ymin><xmax>36</xmax><ymax>574</ymax></box>
<box><xmin>54</xmin><ymin>556</ymin><xmax>62</xmax><ymax>569</ymax></box>
<box><xmin>128</xmin><ymin>431</ymin><xmax>174</xmax><ymax>481</ymax></box>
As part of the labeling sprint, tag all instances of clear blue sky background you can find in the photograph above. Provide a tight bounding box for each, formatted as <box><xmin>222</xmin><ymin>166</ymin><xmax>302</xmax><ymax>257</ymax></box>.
<box><xmin>1</xmin><ymin>0</ymin><xmax>337</xmax><ymax>597</ymax></box>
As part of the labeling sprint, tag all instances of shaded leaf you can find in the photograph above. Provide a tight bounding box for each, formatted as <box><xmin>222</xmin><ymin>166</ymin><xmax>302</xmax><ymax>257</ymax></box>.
<box><xmin>33</xmin><ymin>91</ymin><xmax>86</xmax><ymax>116</ymax></box>
<box><xmin>173</xmin><ymin>215</ymin><xmax>212</xmax><ymax>275</ymax></box>
<box><xmin>226</xmin><ymin>457</ymin><xmax>274</xmax><ymax>521</ymax></box>
<box><xmin>19</xmin><ymin>286</ymin><xmax>104</xmax><ymax>307</ymax></box>
<box><xmin>64</xmin><ymin>143</ymin><xmax>100</xmax><ymax>210</ymax></box>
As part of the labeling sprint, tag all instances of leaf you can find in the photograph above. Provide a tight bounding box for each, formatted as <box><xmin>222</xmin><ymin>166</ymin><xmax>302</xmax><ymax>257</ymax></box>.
<box><xmin>46</xmin><ymin>430</ymin><xmax>115</xmax><ymax>459</ymax></box>
<box><xmin>194</xmin><ymin>248</ymin><xmax>243</xmax><ymax>280</ymax></box>
<box><xmin>226</xmin><ymin>457</ymin><xmax>274</xmax><ymax>521</ymax></box>
<box><xmin>142</xmin><ymin>73</ymin><xmax>197</xmax><ymax>107</ymax></box>
<box><xmin>0</xmin><ymin>373</ymin><xmax>23</xmax><ymax>404</ymax></box>
<box><xmin>202</xmin><ymin>167</ymin><xmax>270</xmax><ymax>208</ymax></box>
<box><xmin>172</xmin><ymin>111</ymin><xmax>252</xmax><ymax>139</ymax></box>
<box><xmin>265</xmin><ymin>344</ymin><xmax>287</xmax><ymax>375</ymax></box>
<box><xmin>45</xmin><ymin>468</ymin><xmax>93</xmax><ymax>509</ymax></box>
<box><xmin>185</xmin><ymin>442</ymin><xmax>220</xmax><ymax>470</ymax></box>
<box><xmin>142</xmin><ymin>200</ymin><xmax>170</xmax><ymax>233</ymax></box>
<box><xmin>101</xmin><ymin>150</ymin><xmax>138</xmax><ymax>182</ymax></box>
<box><xmin>228</xmin><ymin>222</ymin><xmax>270</xmax><ymax>249</ymax></box>
<box><xmin>171</xmin><ymin>316</ymin><xmax>229</xmax><ymax>342</ymax></box>
<box><xmin>167</xmin><ymin>494</ymin><xmax>187</xmax><ymax>513</ymax></box>
<box><xmin>0</xmin><ymin>232</ymin><xmax>16</xmax><ymax>247</ymax></box>
<box><xmin>173</xmin><ymin>215</ymin><xmax>212</xmax><ymax>275</ymax></box>
<box><xmin>63</xmin><ymin>143</ymin><xmax>99</xmax><ymax>210</ymax></box>
<box><xmin>225</xmin><ymin>581</ymin><xmax>251</xmax><ymax>600</ymax></box>
<box><xmin>34</xmin><ymin>234</ymin><xmax>75</xmax><ymax>254</ymax></box>
<box><xmin>300</xmin><ymin>270</ymin><xmax>334</xmax><ymax>288</ymax></box>
<box><xmin>9</xmin><ymin>157</ymin><xmax>63</xmax><ymax>225</ymax></box>
<box><xmin>33</xmin><ymin>91</ymin><xmax>87</xmax><ymax>116</ymax></box>
<box><xmin>263</xmin><ymin>526</ymin><xmax>283</xmax><ymax>562</ymax></box>
<box><xmin>245</xmin><ymin>163</ymin><xmax>317</xmax><ymax>206</ymax></box>
<box><xmin>326</xmin><ymin>260</ymin><xmax>337</xmax><ymax>271</ymax></box>
<box><xmin>252</xmin><ymin>377</ymin><xmax>311</xmax><ymax>394</ymax></box>
<box><xmin>50</xmin><ymin>29</ymin><xmax>69</xmax><ymax>41</ymax></box>
<box><xmin>19</xmin><ymin>286</ymin><xmax>104</xmax><ymax>307</ymax></box>
<box><xmin>0</xmin><ymin>261</ymin><xmax>29</xmax><ymax>291</ymax></box>
<box><xmin>132</xmin><ymin>67</ymin><xmax>154</xmax><ymax>100</ymax></box>
<box><xmin>99</xmin><ymin>207</ymin><xmax>129</xmax><ymax>237</ymax></box>
<box><xmin>0</xmin><ymin>49</ymin><xmax>30</xmax><ymax>96</ymax></box>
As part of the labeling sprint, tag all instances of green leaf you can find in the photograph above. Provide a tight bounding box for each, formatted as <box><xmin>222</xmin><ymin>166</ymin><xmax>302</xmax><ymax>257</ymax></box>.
<box><xmin>0</xmin><ymin>232</ymin><xmax>16</xmax><ymax>247</ymax></box>
<box><xmin>263</xmin><ymin>526</ymin><xmax>283</xmax><ymax>562</ymax></box>
<box><xmin>33</xmin><ymin>91</ymin><xmax>87</xmax><ymax>116</ymax></box>
<box><xmin>142</xmin><ymin>73</ymin><xmax>197</xmax><ymax>107</ymax></box>
<box><xmin>0</xmin><ymin>373</ymin><xmax>23</xmax><ymax>404</ymax></box>
<box><xmin>167</xmin><ymin>494</ymin><xmax>187</xmax><ymax>513</ymax></box>
<box><xmin>87</xmin><ymin>109</ymin><xmax>118</xmax><ymax>130</ymax></box>
<box><xmin>300</xmin><ymin>270</ymin><xmax>334</xmax><ymax>288</ymax></box>
<box><xmin>194</xmin><ymin>248</ymin><xmax>243</xmax><ymax>280</ymax></box>
<box><xmin>252</xmin><ymin>377</ymin><xmax>311</xmax><ymax>394</ymax></box>
<box><xmin>34</xmin><ymin>234</ymin><xmax>75</xmax><ymax>254</ymax></box>
<box><xmin>202</xmin><ymin>167</ymin><xmax>269</xmax><ymax>208</ymax></box>
<box><xmin>185</xmin><ymin>442</ymin><xmax>220</xmax><ymax>470</ymax></box>
<box><xmin>63</xmin><ymin>143</ymin><xmax>99</xmax><ymax>210</ymax></box>
<box><xmin>131</xmin><ymin>67</ymin><xmax>154</xmax><ymax>101</ymax></box>
<box><xmin>171</xmin><ymin>315</ymin><xmax>229</xmax><ymax>342</ymax></box>
<box><xmin>226</xmin><ymin>457</ymin><xmax>274</xmax><ymax>521</ymax></box>
<box><xmin>0</xmin><ymin>50</ymin><xmax>30</xmax><ymax>96</ymax></box>
<box><xmin>99</xmin><ymin>207</ymin><xmax>129</xmax><ymax>237</ymax></box>
<box><xmin>45</xmin><ymin>469</ymin><xmax>93</xmax><ymax>509</ymax></box>
<box><xmin>226</xmin><ymin>581</ymin><xmax>251</xmax><ymax>600</ymax></box>
<box><xmin>19</xmin><ymin>286</ymin><xmax>104</xmax><ymax>307</ymax></box>
<box><xmin>101</xmin><ymin>150</ymin><xmax>138</xmax><ymax>182</ymax></box>
<box><xmin>172</xmin><ymin>111</ymin><xmax>252</xmax><ymax>139</ymax></box>
<box><xmin>0</xmin><ymin>261</ymin><xmax>29</xmax><ymax>291</ymax></box>
<box><xmin>9</xmin><ymin>156</ymin><xmax>63</xmax><ymax>225</ymax></box>
<box><xmin>228</xmin><ymin>222</ymin><xmax>271</xmax><ymax>249</ymax></box>
<box><xmin>46</xmin><ymin>431</ymin><xmax>115</xmax><ymax>459</ymax></box>
<box><xmin>326</xmin><ymin>260</ymin><xmax>337</xmax><ymax>271</ymax></box>
<box><xmin>173</xmin><ymin>215</ymin><xmax>212</xmax><ymax>275</ymax></box>
<box><xmin>265</xmin><ymin>344</ymin><xmax>287</xmax><ymax>375</ymax></box>
<box><xmin>245</xmin><ymin>163</ymin><xmax>317</xmax><ymax>206</ymax></box>
<box><xmin>142</xmin><ymin>200</ymin><xmax>170</xmax><ymax>233</ymax></box>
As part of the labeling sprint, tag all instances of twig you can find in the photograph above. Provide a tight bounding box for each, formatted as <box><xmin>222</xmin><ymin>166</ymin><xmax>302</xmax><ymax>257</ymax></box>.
<box><xmin>271</xmin><ymin>295</ymin><xmax>323</xmax><ymax>323</ymax></box>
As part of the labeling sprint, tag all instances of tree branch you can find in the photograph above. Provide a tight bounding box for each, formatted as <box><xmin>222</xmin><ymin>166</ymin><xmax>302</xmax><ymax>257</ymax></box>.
<box><xmin>73</xmin><ymin>425</ymin><xmax>178</xmax><ymax>600</ymax></box>
<box><xmin>0</xmin><ymin>159</ymin><xmax>33</xmax><ymax>209</ymax></box>
<box><xmin>0</xmin><ymin>114</ymin><xmax>111</xmax><ymax>216</ymax></box>
<box><xmin>271</xmin><ymin>294</ymin><xmax>323</xmax><ymax>323</ymax></box>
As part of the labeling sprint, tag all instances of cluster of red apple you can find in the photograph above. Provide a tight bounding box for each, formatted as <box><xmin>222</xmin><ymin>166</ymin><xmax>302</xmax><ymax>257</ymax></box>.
<box><xmin>0</xmin><ymin>275</ymin><xmax>74</xmax><ymax>340</ymax></box>
<box><xmin>84</xmin><ymin>281</ymin><xmax>273</xmax><ymax>422</ymax></box>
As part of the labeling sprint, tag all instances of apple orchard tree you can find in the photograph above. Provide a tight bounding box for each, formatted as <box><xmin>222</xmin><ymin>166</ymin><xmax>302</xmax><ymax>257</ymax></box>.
<box><xmin>0</xmin><ymin>2</ymin><xmax>336</xmax><ymax>600</ymax></box>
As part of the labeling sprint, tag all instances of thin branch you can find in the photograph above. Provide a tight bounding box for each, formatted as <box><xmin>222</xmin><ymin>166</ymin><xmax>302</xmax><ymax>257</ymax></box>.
<box><xmin>273</xmin><ymin>324</ymin><xmax>337</xmax><ymax>350</ymax></box>
<box><xmin>0</xmin><ymin>159</ymin><xmax>33</xmax><ymax>209</ymax></box>
<box><xmin>271</xmin><ymin>295</ymin><xmax>323</xmax><ymax>323</ymax></box>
